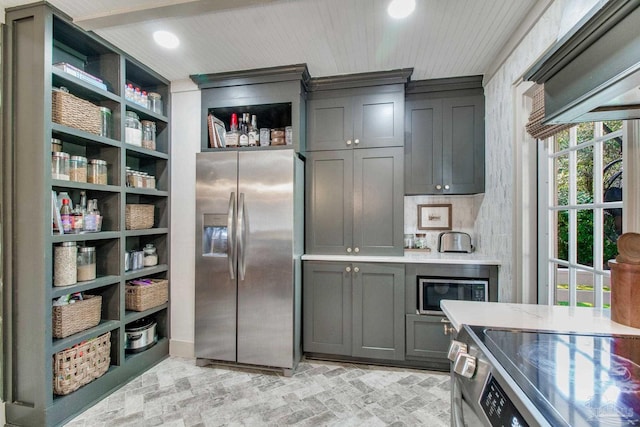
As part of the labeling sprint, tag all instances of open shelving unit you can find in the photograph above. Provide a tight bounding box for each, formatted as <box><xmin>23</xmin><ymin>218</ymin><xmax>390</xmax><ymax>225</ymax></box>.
<box><xmin>2</xmin><ymin>3</ymin><xmax>171</xmax><ymax>426</ymax></box>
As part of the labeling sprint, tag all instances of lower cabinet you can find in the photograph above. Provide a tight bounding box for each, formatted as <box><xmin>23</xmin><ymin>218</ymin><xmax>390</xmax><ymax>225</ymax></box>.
<box><xmin>303</xmin><ymin>261</ymin><xmax>405</xmax><ymax>361</ymax></box>
<box><xmin>405</xmin><ymin>314</ymin><xmax>452</xmax><ymax>362</ymax></box>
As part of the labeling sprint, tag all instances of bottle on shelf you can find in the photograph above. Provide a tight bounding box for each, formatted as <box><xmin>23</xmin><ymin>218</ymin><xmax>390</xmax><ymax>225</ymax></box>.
<box><xmin>248</xmin><ymin>115</ymin><xmax>259</xmax><ymax>146</ymax></box>
<box><xmin>226</xmin><ymin>113</ymin><xmax>239</xmax><ymax>147</ymax></box>
<box><xmin>60</xmin><ymin>199</ymin><xmax>72</xmax><ymax>233</ymax></box>
<box><xmin>239</xmin><ymin>113</ymin><xmax>249</xmax><ymax>147</ymax></box>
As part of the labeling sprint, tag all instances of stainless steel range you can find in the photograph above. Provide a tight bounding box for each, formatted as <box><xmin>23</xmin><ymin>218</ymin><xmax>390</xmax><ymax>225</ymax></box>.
<box><xmin>449</xmin><ymin>325</ymin><xmax>640</xmax><ymax>426</ymax></box>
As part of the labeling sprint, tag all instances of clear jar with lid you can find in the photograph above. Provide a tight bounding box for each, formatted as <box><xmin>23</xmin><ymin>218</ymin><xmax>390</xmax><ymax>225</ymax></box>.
<box><xmin>146</xmin><ymin>175</ymin><xmax>156</xmax><ymax>189</ymax></box>
<box><xmin>54</xmin><ymin>242</ymin><xmax>77</xmax><ymax>286</ymax></box>
<box><xmin>51</xmin><ymin>137</ymin><xmax>62</xmax><ymax>152</ymax></box>
<box><xmin>143</xmin><ymin>243</ymin><xmax>158</xmax><ymax>267</ymax></box>
<box><xmin>76</xmin><ymin>246</ymin><xmax>96</xmax><ymax>281</ymax></box>
<box><xmin>125</xmin><ymin>111</ymin><xmax>142</xmax><ymax>146</ymax></box>
<box><xmin>69</xmin><ymin>155</ymin><xmax>87</xmax><ymax>182</ymax></box>
<box><xmin>99</xmin><ymin>106</ymin><xmax>112</xmax><ymax>138</ymax></box>
<box><xmin>148</xmin><ymin>92</ymin><xmax>163</xmax><ymax>114</ymax></box>
<box><xmin>414</xmin><ymin>233</ymin><xmax>427</xmax><ymax>249</ymax></box>
<box><xmin>88</xmin><ymin>159</ymin><xmax>108</xmax><ymax>185</ymax></box>
<box><xmin>52</xmin><ymin>152</ymin><xmax>70</xmax><ymax>180</ymax></box>
<box><xmin>141</xmin><ymin>120</ymin><xmax>156</xmax><ymax>150</ymax></box>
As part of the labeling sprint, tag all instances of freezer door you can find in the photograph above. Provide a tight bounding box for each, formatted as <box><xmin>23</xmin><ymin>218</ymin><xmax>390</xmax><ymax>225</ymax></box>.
<box><xmin>195</xmin><ymin>151</ymin><xmax>238</xmax><ymax>362</ymax></box>
<box><xmin>237</xmin><ymin>150</ymin><xmax>295</xmax><ymax>368</ymax></box>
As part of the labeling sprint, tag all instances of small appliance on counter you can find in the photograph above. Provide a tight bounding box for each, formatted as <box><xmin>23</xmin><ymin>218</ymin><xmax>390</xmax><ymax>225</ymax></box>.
<box><xmin>438</xmin><ymin>231</ymin><xmax>473</xmax><ymax>253</ymax></box>
<box><xmin>125</xmin><ymin>317</ymin><xmax>157</xmax><ymax>353</ymax></box>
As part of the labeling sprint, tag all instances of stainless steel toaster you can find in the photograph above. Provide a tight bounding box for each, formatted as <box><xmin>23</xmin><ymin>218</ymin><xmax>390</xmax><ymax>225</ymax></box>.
<box><xmin>437</xmin><ymin>231</ymin><xmax>473</xmax><ymax>253</ymax></box>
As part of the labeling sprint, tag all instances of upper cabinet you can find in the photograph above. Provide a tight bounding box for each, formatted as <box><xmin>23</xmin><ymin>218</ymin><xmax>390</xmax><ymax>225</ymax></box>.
<box><xmin>306</xmin><ymin>70</ymin><xmax>411</xmax><ymax>152</ymax></box>
<box><xmin>307</xmin><ymin>90</ymin><xmax>404</xmax><ymax>151</ymax></box>
<box><xmin>404</xmin><ymin>76</ymin><xmax>485</xmax><ymax>195</ymax></box>
<box><xmin>190</xmin><ymin>64</ymin><xmax>309</xmax><ymax>153</ymax></box>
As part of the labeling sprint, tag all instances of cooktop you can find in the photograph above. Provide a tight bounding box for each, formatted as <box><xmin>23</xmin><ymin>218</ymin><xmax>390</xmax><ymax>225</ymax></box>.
<box><xmin>471</xmin><ymin>326</ymin><xmax>640</xmax><ymax>426</ymax></box>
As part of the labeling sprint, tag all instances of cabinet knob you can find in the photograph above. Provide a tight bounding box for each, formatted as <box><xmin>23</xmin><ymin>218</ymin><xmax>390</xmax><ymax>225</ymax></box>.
<box><xmin>346</xmin><ymin>139</ymin><xmax>352</xmax><ymax>146</ymax></box>
<box><xmin>354</xmin><ymin>247</ymin><xmax>360</xmax><ymax>253</ymax></box>
<box><xmin>436</xmin><ymin>184</ymin><xmax>442</xmax><ymax>190</ymax></box>
<box><xmin>346</xmin><ymin>247</ymin><xmax>352</xmax><ymax>253</ymax></box>
<box><xmin>444</xmin><ymin>184</ymin><xmax>450</xmax><ymax>190</ymax></box>
<box><xmin>354</xmin><ymin>139</ymin><xmax>360</xmax><ymax>145</ymax></box>
<box><xmin>353</xmin><ymin>266</ymin><xmax>360</xmax><ymax>273</ymax></box>
<box><xmin>345</xmin><ymin>266</ymin><xmax>352</xmax><ymax>273</ymax></box>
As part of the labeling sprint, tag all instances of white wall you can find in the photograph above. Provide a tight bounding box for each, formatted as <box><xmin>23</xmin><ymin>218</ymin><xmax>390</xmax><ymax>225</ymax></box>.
<box><xmin>477</xmin><ymin>0</ymin><xmax>600</xmax><ymax>302</ymax></box>
<box><xmin>169</xmin><ymin>79</ymin><xmax>200</xmax><ymax>357</ymax></box>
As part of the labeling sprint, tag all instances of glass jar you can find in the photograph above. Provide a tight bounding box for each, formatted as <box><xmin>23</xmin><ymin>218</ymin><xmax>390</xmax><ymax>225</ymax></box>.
<box><xmin>414</xmin><ymin>233</ymin><xmax>427</xmax><ymax>249</ymax></box>
<box><xmin>69</xmin><ymin>155</ymin><xmax>87</xmax><ymax>182</ymax></box>
<box><xmin>125</xmin><ymin>111</ymin><xmax>142</xmax><ymax>146</ymax></box>
<box><xmin>76</xmin><ymin>246</ymin><xmax>96</xmax><ymax>281</ymax></box>
<box><xmin>143</xmin><ymin>243</ymin><xmax>158</xmax><ymax>267</ymax></box>
<box><xmin>51</xmin><ymin>137</ymin><xmax>62</xmax><ymax>152</ymax></box>
<box><xmin>141</xmin><ymin>120</ymin><xmax>156</xmax><ymax>150</ymax></box>
<box><xmin>148</xmin><ymin>92</ymin><xmax>163</xmax><ymax>114</ymax></box>
<box><xmin>88</xmin><ymin>159</ymin><xmax>108</xmax><ymax>185</ymax></box>
<box><xmin>146</xmin><ymin>175</ymin><xmax>156</xmax><ymax>189</ymax></box>
<box><xmin>54</xmin><ymin>242</ymin><xmax>77</xmax><ymax>286</ymax></box>
<box><xmin>52</xmin><ymin>152</ymin><xmax>70</xmax><ymax>180</ymax></box>
<box><xmin>99</xmin><ymin>106</ymin><xmax>112</xmax><ymax>138</ymax></box>
<box><xmin>404</xmin><ymin>233</ymin><xmax>415</xmax><ymax>249</ymax></box>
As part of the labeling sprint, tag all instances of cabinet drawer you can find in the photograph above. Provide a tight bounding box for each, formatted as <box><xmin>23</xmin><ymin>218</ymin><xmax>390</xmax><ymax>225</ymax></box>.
<box><xmin>405</xmin><ymin>314</ymin><xmax>451</xmax><ymax>360</ymax></box>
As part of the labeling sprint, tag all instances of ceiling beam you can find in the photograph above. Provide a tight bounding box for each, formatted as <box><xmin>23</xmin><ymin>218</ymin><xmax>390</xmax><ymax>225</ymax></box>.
<box><xmin>74</xmin><ymin>0</ymin><xmax>290</xmax><ymax>30</ymax></box>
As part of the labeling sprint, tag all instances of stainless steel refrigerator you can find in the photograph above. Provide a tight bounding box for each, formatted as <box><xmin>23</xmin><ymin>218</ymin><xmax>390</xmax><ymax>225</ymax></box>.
<box><xmin>195</xmin><ymin>149</ymin><xmax>303</xmax><ymax>372</ymax></box>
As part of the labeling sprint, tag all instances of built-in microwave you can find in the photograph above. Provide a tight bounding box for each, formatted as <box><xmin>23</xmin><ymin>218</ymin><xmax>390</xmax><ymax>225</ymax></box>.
<box><xmin>418</xmin><ymin>277</ymin><xmax>488</xmax><ymax>314</ymax></box>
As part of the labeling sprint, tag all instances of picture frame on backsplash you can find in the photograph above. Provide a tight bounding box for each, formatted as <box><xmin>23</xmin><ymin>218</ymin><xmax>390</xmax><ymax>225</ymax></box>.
<box><xmin>417</xmin><ymin>204</ymin><xmax>452</xmax><ymax>230</ymax></box>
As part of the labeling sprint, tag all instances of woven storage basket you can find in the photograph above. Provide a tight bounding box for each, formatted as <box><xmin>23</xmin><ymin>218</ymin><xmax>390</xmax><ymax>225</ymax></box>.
<box><xmin>53</xmin><ymin>331</ymin><xmax>111</xmax><ymax>395</ymax></box>
<box><xmin>125</xmin><ymin>204</ymin><xmax>154</xmax><ymax>230</ymax></box>
<box><xmin>51</xmin><ymin>89</ymin><xmax>101</xmax><ymax>135</ymax></box>
<box><xmin>126</xmin><ymin>279</ymin><xmax>169</xmax><ymax>311</ymax></box>
<box><xmin>52</xmin><ymin>295</ymin><xmax>102</xmax><ymax>339</ymax></box>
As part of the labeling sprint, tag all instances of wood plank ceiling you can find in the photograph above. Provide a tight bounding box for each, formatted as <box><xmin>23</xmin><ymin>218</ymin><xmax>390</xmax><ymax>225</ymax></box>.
<box><xmin>1</xmin><ymin>0</ymin><xmax>540</xmax><ymax>82</ymax></box>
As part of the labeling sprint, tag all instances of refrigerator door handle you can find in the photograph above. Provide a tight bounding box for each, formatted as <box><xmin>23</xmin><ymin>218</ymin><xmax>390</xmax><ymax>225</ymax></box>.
<box><xmin>228</xmin><ymin>192</ymin><xmax>236</xmax><ymax>280</ymax></box>
<box><xmin>238</xmin><ymin>192</ymin><xmax>246</xmax><ymax>280</ymax></box>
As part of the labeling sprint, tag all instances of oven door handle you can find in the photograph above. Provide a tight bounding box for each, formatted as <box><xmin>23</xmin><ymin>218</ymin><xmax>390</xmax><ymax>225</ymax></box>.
<box><xmin>451</xmin><ymin>375</ymin><xmax>466</xmax><ymax>427</ymax></box>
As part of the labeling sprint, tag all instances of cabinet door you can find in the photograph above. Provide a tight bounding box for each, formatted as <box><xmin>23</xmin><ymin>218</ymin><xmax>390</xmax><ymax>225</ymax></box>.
<box><xmin>405</xmin><ymin>314</ymin><xmax>451</xmax><ymax>362</ymax></box>
<box><xmin>404</xmin><ymin>99</ymin><xmax>443</xmax><ymax>195</ymax></box>
<box><xmin>303</xmin><ymin>262</ymin><xmax>352</xmax><ymax>355</ymax></box>
<box><xmin>353</xmin><ymin>92</ymin><xmax>404</xmax><ymax>149</ymax></box>
<box><xmin>307</xmin><ymin>97</ymin><xmax>354</xmax><ymax>151</ymax></box>
<box><xmin>352</xmin><ymin>263</ymin><xmax>405</xmax><ymax>360</ymax></box>
<box><xmin>442</xmin><ymin>95</ymin><xmax>485</xmax><ymax>194</ymax></box>
<box><xmin>353</xmin><ymin>147</ymin><xmax>404</xmax><ymax>255</ymax></box>
<box><xmin>305</xmin><ymin>151</ymin><xmax>354</xmax><ymax>254</ymax></box>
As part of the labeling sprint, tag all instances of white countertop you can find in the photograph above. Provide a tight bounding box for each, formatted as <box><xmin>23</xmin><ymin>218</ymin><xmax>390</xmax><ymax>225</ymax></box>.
<box><xmin>301</xmin><ymin>251</ymin><xmax>501</xmax><ymax>265</ymax></box>
<box><xmin>441</xmin><ymin>300</ymin><xmax>640</xmax><ymax>336</ymax></box>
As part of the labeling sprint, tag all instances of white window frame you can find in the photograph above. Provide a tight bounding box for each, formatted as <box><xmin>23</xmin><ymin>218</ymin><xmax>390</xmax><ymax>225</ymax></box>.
<box><xmin>538</xmin><ymin>122</ymin><xmax>629</xmax><ymax>308</ymax></box>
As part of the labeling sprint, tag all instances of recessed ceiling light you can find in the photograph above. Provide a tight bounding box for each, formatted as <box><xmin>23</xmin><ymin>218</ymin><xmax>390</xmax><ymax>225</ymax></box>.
<box><xmin>153</xmin><ymin>30</ymin><xmax>179</xmax><ymax>49</ymax></box>
<box><xmin>387</xmin><ymin>0</ymin><xmax>416</xmax><ymax>19</ymax></box>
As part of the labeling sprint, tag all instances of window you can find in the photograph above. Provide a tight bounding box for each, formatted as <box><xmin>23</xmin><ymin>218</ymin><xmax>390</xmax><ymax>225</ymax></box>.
<box><xmin>540</xmin><ymin>121</ymin><xmax>624</xmax><ymax>308</ymax></box>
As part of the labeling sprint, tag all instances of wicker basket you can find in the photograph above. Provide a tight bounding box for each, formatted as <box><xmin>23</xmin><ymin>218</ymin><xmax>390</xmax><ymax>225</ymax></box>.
<box><xmin>126</xmin><ymin>279</ymin><xmax>169</xmax><ymax>311</ymax></box>
<box><xmin>53</xmin><ymin>331</ymin><xmax>111</xmax><ymax>395</ymax></box>
<box><xmin>52</xmin><ymin>295</ymin><xmax>102</xmax><ymax>339</ymax></box>
<box><xmin>125</xmin><ymin>204</ymin><xmax>155</xmax><ymax>230</ymax></box>
<box><xmin>51</xmin><ymin>88</ymin><xmax>101</xmax><ymax>135</ymax></box>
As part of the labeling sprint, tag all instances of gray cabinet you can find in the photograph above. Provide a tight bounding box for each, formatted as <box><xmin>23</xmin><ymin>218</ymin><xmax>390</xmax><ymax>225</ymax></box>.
<box><xmin>405</xmin><ymin>314</ymin><xmax>451</xmax><ymax>363</ymax></box>
<box><xmin>303</xmin><ymin>262</ymin><xmax>405</xmax><ymax>361</ymax></box>
<box><xmin>305</xmin><ymin>147</ymin><xmax>404</xmax><ymax>255</ymax></box>
<box><xmin>3</xmin><ymin>5</ymin><xmax>171</xmax><ymax>426</ymax></box>
<box><xmin>307</xmin><ymin>91</ymin><xmax>404</xmax><ymax>151</ymax></box>
<box><xmin>405</xmin><ymin>85</ymin><xmax>485</xmax><ymax>195</ymax></box>
<box><xmin>352</xmin><ymin>263</ymin><xmax>405</xmax><ymax>360</ymax></box>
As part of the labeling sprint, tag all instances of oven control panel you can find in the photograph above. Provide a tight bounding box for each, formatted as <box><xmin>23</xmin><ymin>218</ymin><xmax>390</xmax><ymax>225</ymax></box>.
<box><xmin>480</xmin><ymin>375</ymin><xmax>529</xmax><ymax>427</ymax></box>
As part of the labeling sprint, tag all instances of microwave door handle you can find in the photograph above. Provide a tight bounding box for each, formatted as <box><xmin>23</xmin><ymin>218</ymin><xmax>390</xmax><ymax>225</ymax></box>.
<box><xmin>227</xmin><ymin>192</ymin><xmax>236</xmax><ymax>280</ymax></box>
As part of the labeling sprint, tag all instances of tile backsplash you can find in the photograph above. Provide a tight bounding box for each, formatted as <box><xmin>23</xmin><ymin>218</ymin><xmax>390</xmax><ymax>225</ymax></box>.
<box><xmin>404</xmin><ymin>194</ymin><xmax>484</xmax><ymax>252</ymax></box>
